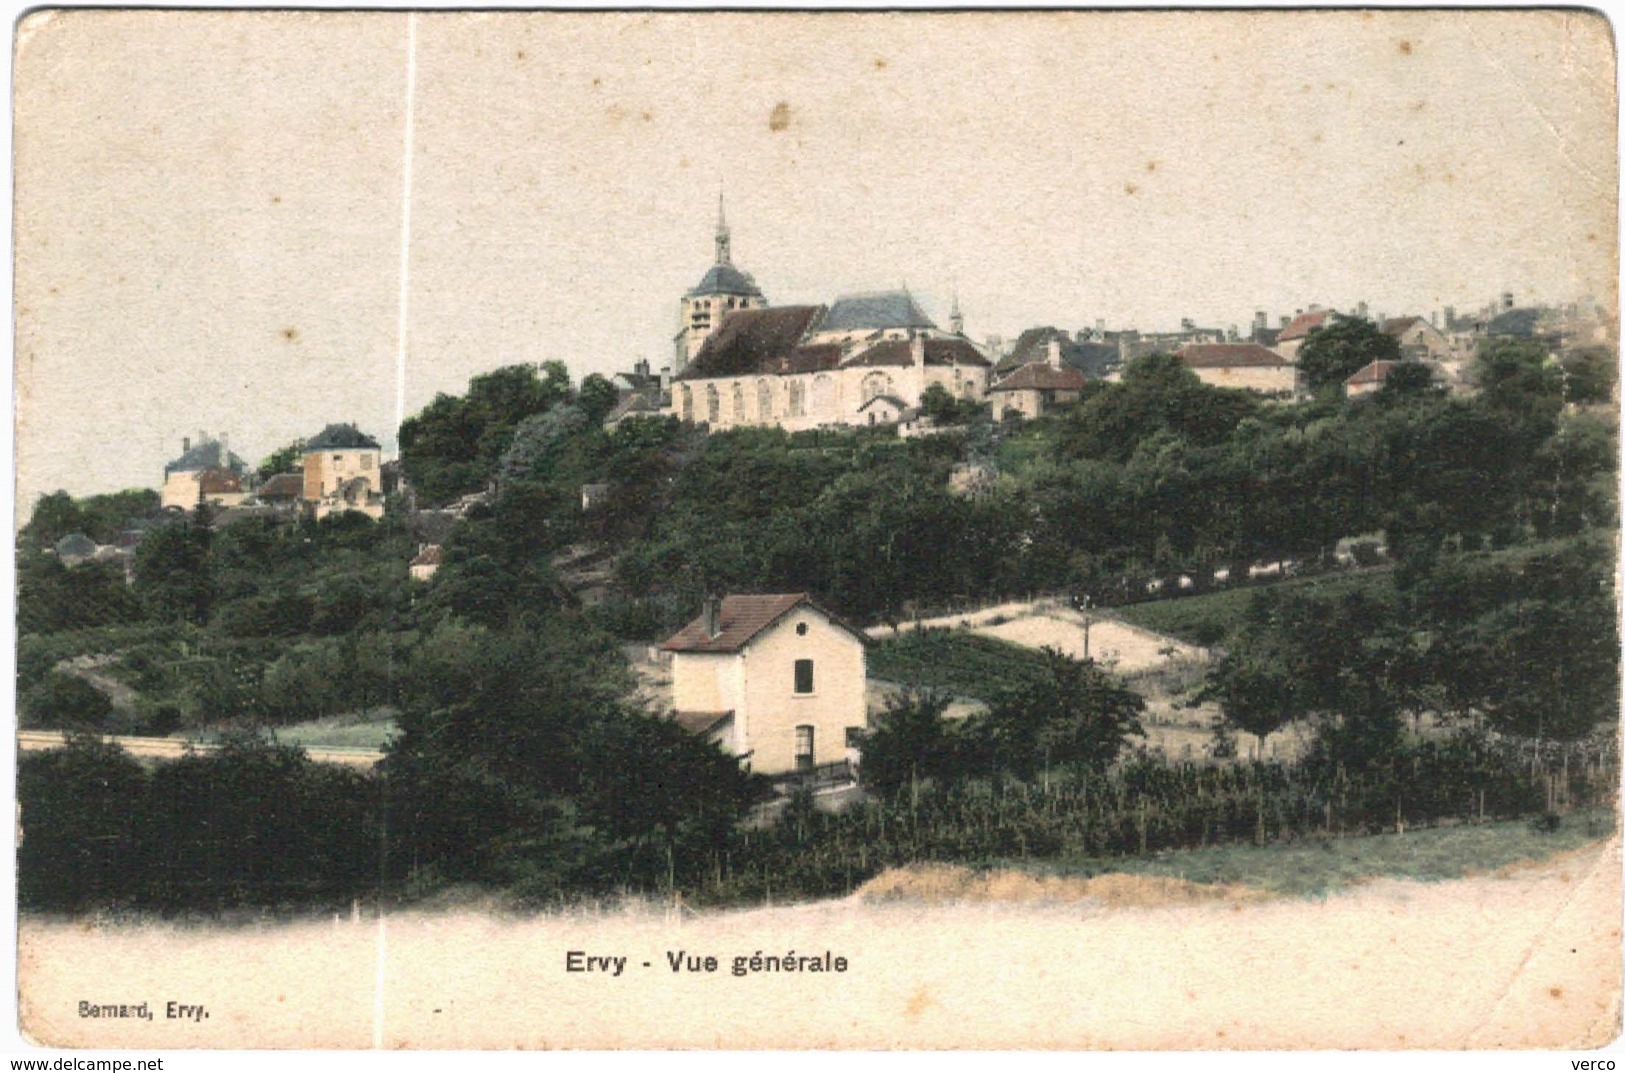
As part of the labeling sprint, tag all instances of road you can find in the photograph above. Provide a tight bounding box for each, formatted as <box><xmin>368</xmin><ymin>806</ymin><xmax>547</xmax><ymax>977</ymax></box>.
<box><xmin>16</xmin><ymin>729</ymin><xmax>384</xmax><ymax>768</ymax></box>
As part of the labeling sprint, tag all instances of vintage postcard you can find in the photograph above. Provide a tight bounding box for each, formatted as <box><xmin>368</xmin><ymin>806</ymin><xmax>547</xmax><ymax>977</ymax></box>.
<box><xmin>10</xmin><ymin>7</ymin><xmax>1621</xmax><ymax>1055</ymax></box>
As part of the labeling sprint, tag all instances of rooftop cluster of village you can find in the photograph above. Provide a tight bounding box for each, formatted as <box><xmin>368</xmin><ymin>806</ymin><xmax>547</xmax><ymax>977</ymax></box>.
<box><xmin>44</xmin><ymin>200</ymin><xmax>1613</xmax><ymax>587</ymax></box>
<box><xmin>604</xmin><ymin>198</ymin><xmax>1613</xmax><ymax>432</ymax></box>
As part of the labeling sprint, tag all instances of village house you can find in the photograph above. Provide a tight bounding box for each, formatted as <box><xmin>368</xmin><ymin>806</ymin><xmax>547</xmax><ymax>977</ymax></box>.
<box><xmin>160</xmin><ymin>434</ymin><xmax>249</xmax><ymax>510</ymax></box>
<box><xmin>988</xmin><ymin>349</ymin><xmax>1088</xmax><ymax>420</ymax></box>
<box><xmin>1175</xmin><ymin>342</ymin><xmax>1297</xmax><ymax>395</ymax></box>
<box><xmin>409</xmin><ymin>544</ymin><xmax>444</xmax><ymax>582</ymax></box>
<box><xmin>995</xmin><ymin>326</ymin><xmax>1119</xmax><ymax>380</ymax></box>
<box><xmin>302</xmin><ymin>423</ymin><xmax>386</xmax><ymax>520</ymax></box>
<box><xmin>661</xmin><ymin>593</ymin><xmax>869</xmax><ymax>777</ymax></box>
<box><xmin>1344</xmin><ymin>359</ymin><xmax>1426</xmax><ymax>398</ymax></box>
<box><xmin>253</xmin><ymin>472</ymin><xmax>305</xmax><ymax>511</ymax></box>
<box><xmin>605</xmin><ymin>359</ymin><xmax>671</xmax><ymax>429</ymax></box>
<box><xmin>1274</xmin><ymin>308</ymin><xmax>1335</xmax><ymax>362</ymax></box>
<box><xmin>1381</xmin><ymin>315</ymin><xmax>1454</xmax><ymax>362</ymax></box>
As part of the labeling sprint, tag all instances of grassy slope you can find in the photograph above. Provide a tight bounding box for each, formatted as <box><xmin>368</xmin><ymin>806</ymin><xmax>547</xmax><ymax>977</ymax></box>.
<box><xmin>1008</xmin><ymin>807</ymin><xmax>1617</xmax><ymax>897</ymax></box>
<box><xmin>1108</xmin><ymin>568</ymin><xmax>1396</xmax><ymax>646</ymax></box>
<box><xmin>868</xmin><ymin>630</ymin><xmax>1052</xmax><ymax>702</ymax></box>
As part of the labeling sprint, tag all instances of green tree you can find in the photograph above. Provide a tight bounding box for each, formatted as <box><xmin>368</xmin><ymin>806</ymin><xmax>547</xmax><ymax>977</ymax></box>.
<box><xmin>578</xmin><ymin>373</ymin><xmax>620</xmax><ymax>425</ymax></box>
<box><xmin>1295</xmin><ymin>314</ymin><xmax>1402</xmax><ymax>397</ymax></box>
<box><xmin>1473</xmin><ymin>337</ymin><xmax>1564</xmax><ymax>435</ymax></box>
<box><xmin>21</xmin><ymin>672</ymin><xmax>114</xmax><ymax>730</ymax></box>
<box><xmin>132</xmin><ymin>515</ymin><xmax>215</xmax><ymax>624</ymax></box>
<box><xmin>256</xmin><ymin>442</ymin><xmax>304</xmax><ymax>480</ymax></box>
<box><xmin>857</xmin><ymin>690</ymin><xmax>958</xmax><ymax>796</ymax></box>
<box><xmin>1558</xmin><ymin>346</ymin><xmax>1617</xmax><ymax>405</ymax></box>
<box><xmin>981</xmin><ymin>647</ymin><xmax>1145</xmax><ymax>776</ymax></box>
<box><xmin>1200</xmin><ymin>654</ymin><xmax>1299</xmax><ymax>758</ymax></box>
<box><xmin>18</xmin><ymin>738</ymin><xmax>150</xmax><ymax>909</ymax></box>
<box><xmin>1377</xmin><ymin>361</ymin><xmax>1440</xmax><ymax>399</ymax></box>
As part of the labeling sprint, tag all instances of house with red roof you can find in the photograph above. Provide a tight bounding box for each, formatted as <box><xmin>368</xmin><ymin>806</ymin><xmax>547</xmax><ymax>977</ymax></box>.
<box><xmin>1275</xmin><ymin>308</ymin><xmax>1335</xmax><ymax>362</ymax></box>
<box><xmin>1344</xmin><ymin>359</ymin><xmax>1411</xmax><ymax>398</ymax></box>
<box><xmin>988</xmin><ymin>348</ymin><xmax>1088</xmax><ymax>420</ymax></box>
<box><xmin>661</xmin><ymin>593</ymin><xmax>868</xmax><ymax>776</ymax></box>
<box><xmin>1176</xmin><ymin>343</ymin><xmax>1297</xmax><ymax>396</ymax></box>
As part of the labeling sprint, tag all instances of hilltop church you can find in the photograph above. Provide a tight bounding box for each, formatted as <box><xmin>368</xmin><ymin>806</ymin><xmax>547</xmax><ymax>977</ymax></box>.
<box><xmin>666</xmin><ymin>199</ymin><xmax>992</xmax><ymax>432</ymax></box>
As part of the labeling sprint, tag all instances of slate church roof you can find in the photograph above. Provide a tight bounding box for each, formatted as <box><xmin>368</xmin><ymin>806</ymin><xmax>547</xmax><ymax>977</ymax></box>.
<box><xmin>818</xmin><ymin>291</ymin><xmax>936</xmax><ymax>334</ymax></box>
<box><xmin>690</xmin><ymin>263</ymin><xmax>764</xmax><ymax>298</ymax></box>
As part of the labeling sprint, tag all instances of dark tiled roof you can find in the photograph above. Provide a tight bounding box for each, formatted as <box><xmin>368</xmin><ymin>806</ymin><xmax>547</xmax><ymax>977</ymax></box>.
<box><xmin>689</xmin><ymin>263</ymin><xmax>763</xmax><ymax>298</ymax></box>
<box><xmin>410</xmin><ymin>544</ymin><xmax>444</xmax><ymax>567</ymax></box>
<box><xmin>305</xmin><ymin>423</ymin><xmax>382</xmax><ymax>451</ymax></box>
<box><xmin>1278</xmin><ymin>310</ymin><xmax>1333</xmax><ymax>342</ymax></box>
<box><xmin>819</xmin><ymin>291</ymin><xmax>936</xmax><ymax>333</ymax></box>
<box><xmin>196</xmin><ymin>468</ymin><xmax>243</xmax><ymax>495</ymax></box>
<box><xmin>783</xmin><ymin>344</ymin><xmax>844</xmax><ymax>375</ymax></box>
<box><xmin>606</xmin><ymin>391</ymin><xmax>667</xmax><ymax>423</ymax></box>
<box><xmin>256</xmin><ymin>473</ymin><xmax>304</xmax><ymax>500</ymax></box>
<box><xmin>662</xmin><ymin>593</ymin><xmax>867</xmax><ymax>654</ymax></box>
<box><xmin>676</xmin><ymin>306</ymin><xmax>825</xmax><ymax>381</ymax></box>
<box><xmin>1177</xmin><ymin>343</ymin><xmax>1290</xmax><ymax>369</ymax></box>
<box><xmin>924</xmin><ymin>337</ymin><xmax>991</xmax><ymax>368</ymax></box>
<box><xmin>991</xmin><ymin>363</ymin><xmax>1088</xmax><ymax>392</ymax></box>
<box><xmin>164</xmin><ymin>439</ymin><xmax>247</xmax><ymax>476</ymax></box>
<box><xmin>1381</xmin><ymin>316</ymin><xmax>1427</xmax><ymax>336</ymax></box>
<box><xmin>845</xmin><ymin>336</ymin><xmax>992</xmax><ymax>369</ymax></box>
<box><xmin>998</xmin><ymin>327</ymin><xmax>1112</xmax><ymax>377</ymax></box>
<box><xmin>1346</xmin><ymin>360</ymin><xmax>1404</xmax><ymax>386</ymax></box>
<box><xmin>1487</xmin><ymin>308</ymin><xmax>1541</xmax><ymax>337</ymax></box>
<box><xmin>844</xmin><ymin>340</ymin><xmax>915</xmax><ymax>368</ymax></box>
<box><xmin>672</xmin><ymin>710</ymin><xmax>734</xmax><ymax>736</ymax></box>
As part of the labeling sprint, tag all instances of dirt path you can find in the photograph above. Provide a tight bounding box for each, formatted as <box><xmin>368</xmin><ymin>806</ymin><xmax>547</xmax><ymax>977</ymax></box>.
<box><xmin>16</xmin><ymin>730</ymin><xmax>383</xmax><ymax>769</ymax></box>
<box><xmin>20</xmin><ymin>839</ymin><xmax>1619</xmax><ymax>1049</ymax></box>
<box><xmin>866</xmin><ymin>598</ymin><xmax>1206</xmax><ymax>674</ymax></box>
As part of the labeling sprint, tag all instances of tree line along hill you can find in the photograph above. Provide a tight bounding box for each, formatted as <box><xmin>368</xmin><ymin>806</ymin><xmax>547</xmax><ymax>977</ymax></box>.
<box><xmin>15</xmin><ymin>325</ymin><xmax>1620</xmax><ymax>913</ymax></box>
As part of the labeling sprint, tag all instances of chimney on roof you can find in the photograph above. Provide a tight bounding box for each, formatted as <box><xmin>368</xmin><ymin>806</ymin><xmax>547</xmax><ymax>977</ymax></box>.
<box><xmin>912</xmin><ymin>332</ymin><xmax>926</xmax><ymax>368</ymax></box>
<box><xmin>1502</xmin><ymin>291</ymin><xmax>1515</xmax><ymax>311</ymax></box>
<box><xmin>182</xmin><ymin>436</ymin><xmax>191</xmax><ymax>454</ymax></box>
<box><xmin>702</xmin><ymin>594</ymin><xmax>722</xmax><ymax>638</ymax></box>
<box><xmin>1047</xmin><ymin>338</ymin><xmax>1063</xmax><ymax>369</ymax></box>
<box><xmin>1279</xmin><ymin>315</ymin><xmax>1290</xmax><ymax>328</ymax></box>
<box><xmin>635</xmin><ymin>358</ymin><xmax>650</xmax><ymax>378</ymax></box>
<box><xmin>659</xmin><ymin>365</ymin><xmax>672</xmax><ymax>390</ymax></box>
<box><xmin>1095</xmin><ymin>318</ymin><xmax>1106</xmax><ymax>335</ymax></box>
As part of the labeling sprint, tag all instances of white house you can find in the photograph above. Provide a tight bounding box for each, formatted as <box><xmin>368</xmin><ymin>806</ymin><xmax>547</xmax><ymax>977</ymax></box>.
<box><xmin>1176</xmin><ymin>343</ymin><xmax>1297</xmax><ymax>395</ymax></box>
<box><xmin>661</xmin><ymin>593</ymin><xmax>868</xmax><ymax>776</ymax></box>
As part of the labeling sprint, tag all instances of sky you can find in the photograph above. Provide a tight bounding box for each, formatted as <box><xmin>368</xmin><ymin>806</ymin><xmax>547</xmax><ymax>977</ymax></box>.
<box><xmin>12</xmin><ymin>9</ymin><xmax>1618</xmax><ymax>509</ymax></box>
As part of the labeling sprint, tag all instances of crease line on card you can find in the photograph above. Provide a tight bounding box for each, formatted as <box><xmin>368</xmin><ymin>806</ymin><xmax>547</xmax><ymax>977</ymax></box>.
<box><xmin>1462</xmin><ymin>838</ymin><xmax>1615</xmax><ymax>1047</ymax></box>
<box><xmin>376</xmin><ymin>10</ymin><xmax>417</xmax><ymax>1051</ymax></box>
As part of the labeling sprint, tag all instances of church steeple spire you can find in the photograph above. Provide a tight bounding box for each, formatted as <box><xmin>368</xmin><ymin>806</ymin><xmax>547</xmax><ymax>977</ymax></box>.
<box><xmin>715</xmin><ymin>186</ymin><xmax>732</xmax><ymax>266</ymax></box>
<box><xmin>950</xmin><ymin>288</ymin><xmax>964</xmax><ymax>336</ymax></box>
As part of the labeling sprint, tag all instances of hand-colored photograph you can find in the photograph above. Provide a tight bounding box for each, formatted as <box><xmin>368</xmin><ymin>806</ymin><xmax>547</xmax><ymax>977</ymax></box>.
<box><xmin>11</xmin><ymin>8</ymin><xmax>1620</xmax><ymax>1052</ymax></box>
